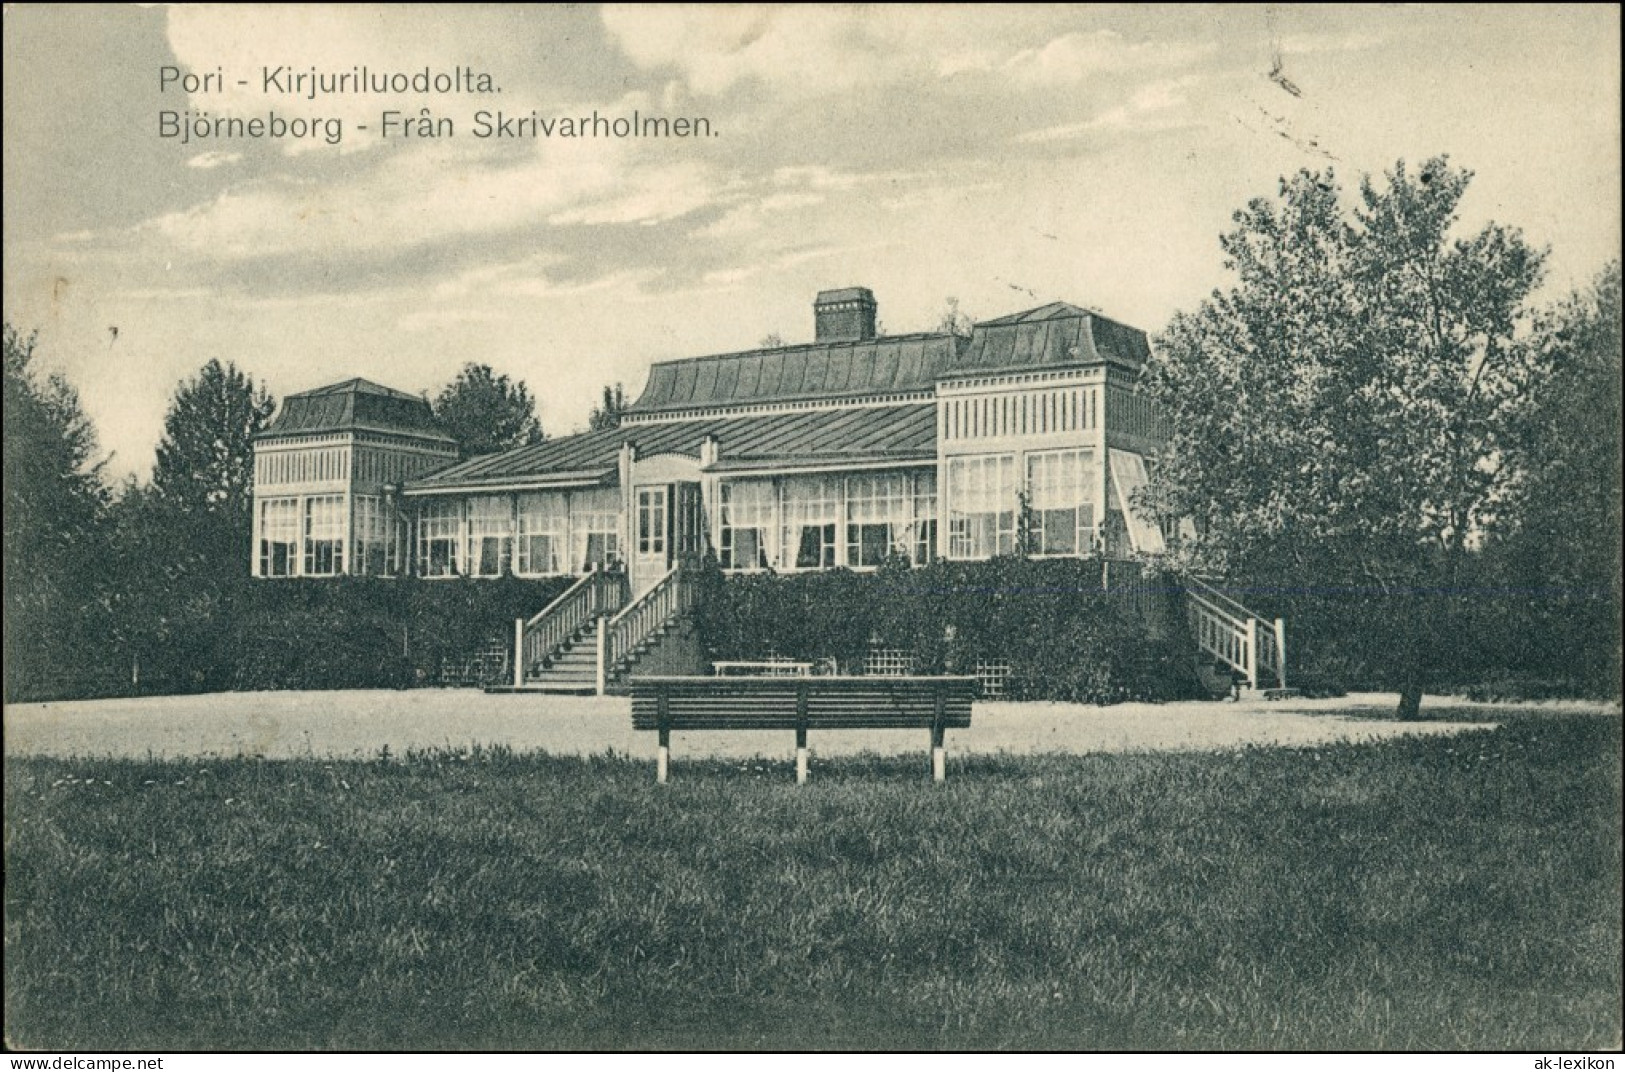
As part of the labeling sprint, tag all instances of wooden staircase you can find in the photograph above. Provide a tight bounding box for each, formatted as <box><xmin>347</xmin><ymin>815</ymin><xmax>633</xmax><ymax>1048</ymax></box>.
<box><xmin>521</xmin><ymin>621</ymin><xmax>603</xmax><ymax>694</ymax></box>
<box><xmin>490</xmin><ymin>565</ymin><xmax>696</xmax><ymax>695</ymax></box>
<box><xmin>1184</xmin><ymin>576</ymin><xmax>1295</xmax><ymax>698</ymax></box>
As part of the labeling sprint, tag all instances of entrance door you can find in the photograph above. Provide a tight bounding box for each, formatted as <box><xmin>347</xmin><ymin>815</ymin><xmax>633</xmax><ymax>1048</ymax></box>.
<box><xmin>632</xmin><ymin>481</ymin><xmax>706</xmax><ymax>596</ymax></box>
<box><xmin>633</xmin><ymin>485</ymin><xmax>669</xmax><ymax>597</ymax></box>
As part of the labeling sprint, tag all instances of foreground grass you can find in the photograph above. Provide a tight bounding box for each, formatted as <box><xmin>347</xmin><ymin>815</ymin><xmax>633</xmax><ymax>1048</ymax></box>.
<box><xmin>5</xmin><ymin>712</ymin><xmax>1620</xmax><ymax>1051</ymax></box>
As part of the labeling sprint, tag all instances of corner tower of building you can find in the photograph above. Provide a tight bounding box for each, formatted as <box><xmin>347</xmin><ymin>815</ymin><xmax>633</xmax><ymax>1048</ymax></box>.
<box><xmin>251</xmin><ymin>378</ymin><xmax>457</xmax><ymax>577</ymax></box>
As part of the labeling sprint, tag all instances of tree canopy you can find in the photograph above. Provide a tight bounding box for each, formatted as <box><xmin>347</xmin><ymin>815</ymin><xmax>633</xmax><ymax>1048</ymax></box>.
<box><xmin>588</xmin><ymin>382</ymin><xmax>628</xmax><ymax>432</ymax></box>
<box><xmin>1143</xmin><ymin>157</ymin><xmax>1549</xmax><ymax>717</ymax></box>
<box><xmin>153</xmin><ymin>358</ymin><xmax>274</xmax><ymax>523</ymax></box>
<box><xmin>3</xmin><ymin>324</ymin><xmax>110</xmax><ymax>700</ymax></box>
<box><xmin>1487</xmin><ymin>261</ymin><xmax>1623</xmax><ymax>693</ymax></box>
<box><xmin>432</xmin><ymin>363</ymin><xmax>544</xmax><ymax>457</ymax></box>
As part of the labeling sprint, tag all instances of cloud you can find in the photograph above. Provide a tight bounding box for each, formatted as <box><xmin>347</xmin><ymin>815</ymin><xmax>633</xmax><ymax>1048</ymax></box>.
<box><xmin>186</xmin><ymin>150</ymin><xmax>242</xmax><ymax>169</ymax></box>
<box><xmin>601</xmin><ymin>7</ymin><xmax>1198</xmax><ymax>98</ymax></box>
<box><xmin>143</xmin><ymin>124</ymin><xmax>729</xmax><ymax>262</ymax></box>
<box><xmin>1017</xmin><ymin>76</ymin><xmax>1207</xmax><ymax>143</ymax></box>
<box><xmin>1004</xmin><ymin>31</ymin><xmax>1216</xmax><ymax>85</ymax></box>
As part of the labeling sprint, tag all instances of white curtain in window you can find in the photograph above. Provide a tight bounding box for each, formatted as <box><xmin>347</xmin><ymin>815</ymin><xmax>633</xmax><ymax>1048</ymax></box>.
<box><xmin>515</xmin><ymin>493</ymin><xmax>565</xmax><ymax>576</ymax></box>
<box><xmin>947</xmin><ymin>454</ymin><xmax>1015</xmax><ymax>558</ymax></box>
<box><xmin>720</xmin><ymin>480</ymin><xmax>775</xmax><ymax>570</ymax></box>
<box><xmin>780</xmin><ymin>475</ymin><xmax>839</xmax><ymax>569</ymax></box>
<box><xmin>570</xmin><ymin>487</ymin><xmax>621</xmax><ymax>572</ymax></box>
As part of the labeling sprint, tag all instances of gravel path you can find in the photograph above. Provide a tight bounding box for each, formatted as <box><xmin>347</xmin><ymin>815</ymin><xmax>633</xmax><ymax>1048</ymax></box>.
<box><xmin>0</xmin><ymin>689</ymin><xmax>1572</xmax><ymax>763</ymax></box>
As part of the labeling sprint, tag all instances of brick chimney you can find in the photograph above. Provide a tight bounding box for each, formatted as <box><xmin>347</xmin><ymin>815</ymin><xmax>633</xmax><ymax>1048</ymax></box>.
<box><xmin>814</xmin><ymin>287</ymin><xmax>877</xmax><ymax>342</ymax></box>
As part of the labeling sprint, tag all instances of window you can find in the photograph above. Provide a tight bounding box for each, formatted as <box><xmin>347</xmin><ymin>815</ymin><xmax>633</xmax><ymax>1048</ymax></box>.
<box><xmin>418</xmin><ymin>499</ymin><xmax>463</xmax><ymax>577</ymax></box>
<box><xmin>845</xmin><ymin>473</ymin><xmax>907</xmax><ymax>568</ymax></box>
<box><xmin>781</xmin><ymin>475</ymin><xmax>838</xmax><ymax>570</ymax></box>
<box><xmin>303</xmin><ymin>495</ymin><xmax>346</xmax><ymax>576</ymax></box>
<box><xmin>517</xmin><ymin>492</ymin><xmax>566</xmax><ymax>576</ymax></box>
<box><xmin>637</xmin><ymin>488</ymin><xmax>667</xmax><ymax>556</ymax></box>
<box><xmin>571</xmin><ymin>488</ymin><xmax>621</xmax><ymax>572</ymax></box>
<box><xmin>1027</xmin><ymin>449</ymin><xmax>1097</xmax><ymax>556</ymax></box>
<box><xmin>1107</xmin><ymin>448</ymin><xmax>1167</xmax><ymax>554</ymax></box>
<box><xmin>947</xmin><ymin>454</ymin><xmax>1016</xmax><ymax>559</ymax></box>
<box><xmin>464</xmin><ymin>495</ymin><xmax>513</xmax><ymax>577</ymax></box>
<box><xmin>257</xmin><ymin>497</ymin><xmax>299</xmax><ymax>577</ymax></box>
<box><xmin>912</xmin><ymin>471</ymin><xmax>938</xmax><ymax>565</ymax></box>
<box><xmin>352</xmin><ymin>495</ymin><xmax>394</xmax><ymax>575</ymax></box>
<box><xmin>719</xmin><ymin>480</ymin><xmax>774</xmax><ymax>570</ymax></box>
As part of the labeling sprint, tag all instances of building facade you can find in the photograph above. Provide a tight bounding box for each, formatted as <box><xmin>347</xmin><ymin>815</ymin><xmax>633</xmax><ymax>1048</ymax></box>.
<box><xmin>252</xmin><ymin>288</ymin><xmax>1171</xmax><ymax>594</ymax></box>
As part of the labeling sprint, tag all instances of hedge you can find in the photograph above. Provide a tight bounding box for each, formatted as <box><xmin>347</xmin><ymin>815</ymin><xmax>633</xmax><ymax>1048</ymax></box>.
<box><xmin>692</xmin><ymin>556</ymin><xmax>1203</xmax><ymax>704</ymax></box>
<box><xmin>53</xmin><ymin>575</ymin><xmax>574</xmax><ymax>701</ymax></box>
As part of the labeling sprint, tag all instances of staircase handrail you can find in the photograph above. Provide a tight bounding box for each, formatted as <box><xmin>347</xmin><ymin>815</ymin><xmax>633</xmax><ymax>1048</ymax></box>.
<box><xmin>518</xmin><ymin>568</ymin><xmax>627</xmax><ymax>682</ymax></box>
<box><xmin>1184</xmin><ymin>575</ymin><xmax>1264</xmax><ymax>624</ymax></box>
<box><xmin>526</xmin><ymin>569</ymin><xmax>599</xmax><ymax>629</ymax></box>
<box><xmin>1183</xmin><ymin>574</ymin><xmax>1286</xmax><ymax>690</ymax></box>
<box><xmin>604</xmin><ymin>567</ymin><xmax>691</xmax><ymax>675</ymax></box>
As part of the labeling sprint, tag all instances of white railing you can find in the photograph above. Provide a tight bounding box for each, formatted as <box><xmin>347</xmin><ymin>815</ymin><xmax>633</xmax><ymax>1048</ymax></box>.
<box><xmin>601</xmin><ymin>567</ymin><xmax>694</xmax><ymax>691</ymax></box>
<box><xmin>1184</xmin><ymin>576</ymin><xmax>1286</xmax><ymax>690</ymax></box>
<box><xmin>513</xmin><ymin>569</ymin><xmax>628</xmax><ymax>687</ymax></box>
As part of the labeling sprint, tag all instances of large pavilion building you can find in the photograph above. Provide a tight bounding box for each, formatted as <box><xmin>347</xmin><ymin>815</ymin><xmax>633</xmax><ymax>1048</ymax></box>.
<box><xmin>250</xmin><ymin>288</ymin><xmax>1281</xmax><ymax>692</ymax></box>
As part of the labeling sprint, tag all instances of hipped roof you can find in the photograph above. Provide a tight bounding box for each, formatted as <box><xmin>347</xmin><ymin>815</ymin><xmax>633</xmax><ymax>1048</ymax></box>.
<box><xmin>258</xmin><ymin>378</ymin><xmax>453</xmax><ymax>443</ymax></box>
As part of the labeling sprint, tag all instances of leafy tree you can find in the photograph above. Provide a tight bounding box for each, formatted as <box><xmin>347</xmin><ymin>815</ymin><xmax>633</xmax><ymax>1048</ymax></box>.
<box><xmin>1487</xmin><ymin>261</ymin><xmax>1622</xmax><ymax>693</ymax></box>
<box><xmin>100</xmin><ymin>360</ymin><xmax>275</xmax><ymax>692</ymax></box>
<box><xmin>433</xmin><ymin>362</ymin><xmax>544</xmax><ymax>457</ymax></box>
<box><xmin>588</xmin><ymin>382</ymin><xmax>628</xmax><ymax>432</ymax></box>
<box><xmin>758</xmin><ymin>332</ymin><xmax>786</xmax><ymax>348</ymax></box>
<box><xmin>152</xmin><ymin>359</ymin><xmax>274</xmax><ymax>569</ymax></box>
<box><xmin>3</xmin><ymin>324</ymin><xmax>110</xmax><ymax>700</ymax></box>
<box><xmin>1143</xmin><ymin>158</ymin><xmax>1547</xmax><ymax>718</ymax></box>
<box><xmin>936</xmin><ymin>297</ymin><xmax>974</xmax><ymax>338</ymax></box>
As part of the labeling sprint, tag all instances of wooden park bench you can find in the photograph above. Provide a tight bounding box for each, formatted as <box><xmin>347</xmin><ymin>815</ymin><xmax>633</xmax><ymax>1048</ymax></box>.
<box><xmin>630</xmin><ymin>675</ymin><xmax>977</xmax><ymax>784</ymax></box>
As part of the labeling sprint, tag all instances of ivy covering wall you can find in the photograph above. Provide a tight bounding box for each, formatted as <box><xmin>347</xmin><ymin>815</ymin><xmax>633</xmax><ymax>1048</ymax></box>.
<box><xmin>692</xmin><ymin>556</ymin><xmax>1202</xmax><ymax>704</ymax></box>
<box><xmin>98</xmin><ymin>576</ymin><xmax>575</xmax><ymax>699</ymax></box>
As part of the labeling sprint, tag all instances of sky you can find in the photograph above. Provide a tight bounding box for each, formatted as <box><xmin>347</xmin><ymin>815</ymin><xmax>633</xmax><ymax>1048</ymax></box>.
<box><xmin>4</xmin><ymin>4</ymin><xmax>1620</xmax><ymax>483</ymax></box>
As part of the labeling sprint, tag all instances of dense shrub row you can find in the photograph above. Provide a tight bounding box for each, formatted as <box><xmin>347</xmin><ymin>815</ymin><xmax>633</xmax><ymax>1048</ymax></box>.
<box><xmin>85</xmin><ymin>576</ymin><xmax>572</xmax><ymax>700</ymax></box>
<box><xmin>1252</xmin><ymin>575</ymin><xmax>1619</xmax><ymax>701</ymax></box>
<box><xmin>692</xmin><ymin>556</ymin><xmax>1204</xmax><ymax>704</ymax></box>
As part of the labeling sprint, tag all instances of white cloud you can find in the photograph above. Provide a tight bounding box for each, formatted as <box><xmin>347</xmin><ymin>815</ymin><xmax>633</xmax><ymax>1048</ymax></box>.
<box><xmin>1017</xmin><ymin>76</ymin><xmax>1207</xmax><ymax>143</ymax></box>
<box><xmin>144</xmin><ymin>124</ymin><xmax>729</xmax><ymax>260</ymax></box>
<box><xmin>600</xmin><ymin>7</ymin><xmax>1188</xmax><ymax>98</ymax></box>
<box><xmin>186</xmin><ymin>150</ymin><xmax>242</xmax><ymax>169</ymax></box>
<box><xmin>1004</xmin><ymin>31</ymin><xmax>1215</xmax><ymax>85</ymax></box>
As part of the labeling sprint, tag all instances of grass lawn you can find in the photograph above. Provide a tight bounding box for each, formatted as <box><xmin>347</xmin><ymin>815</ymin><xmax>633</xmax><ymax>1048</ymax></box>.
<box><xmin>4</xmin><ymin>709</ymin><xmax>1619</xmax><ymax>1051</ymax></box>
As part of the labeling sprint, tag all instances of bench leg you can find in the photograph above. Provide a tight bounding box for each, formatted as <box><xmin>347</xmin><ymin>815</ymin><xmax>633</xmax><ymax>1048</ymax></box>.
<box><xmin>930</xmin><ymin>724</ymin><xmax>946</xmax><ymax>784</ymax></box>
<box><xmin>657</xmin><ymin>726</ymin><xmax>670</xmax><ymax>785</ymax></box>
<box><xmin>795</xmin><ymin>726</ymin><xmax>808</xmax><ymax>785</ymax></box>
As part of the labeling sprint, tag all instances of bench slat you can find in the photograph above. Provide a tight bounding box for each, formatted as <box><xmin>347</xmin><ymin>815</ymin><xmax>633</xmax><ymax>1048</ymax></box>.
<box><xmin>630</xmin><ymin>676</ymin><xmax>974</xmax><ymax>733</ymax></box>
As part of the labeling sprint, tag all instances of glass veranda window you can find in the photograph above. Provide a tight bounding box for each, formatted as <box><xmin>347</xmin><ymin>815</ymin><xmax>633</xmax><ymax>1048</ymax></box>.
<box><xmin>570</xmin><ymin>487</ymin><xmax>621</xmax><ymax>572</ymax></box>
<box><xmin>418</xmin><ymin>499</ymin><xmax>463</xmax><ymax>577</ymax></box>
<box><xmin>303</xmin><ymin>495</ymin><xmax>346</xmax><ymax>576</ymax></box>
<box><xmin>258</xmin><ymin>497</ymin><xmax>299</xmax><ymax>577</ymax></box>
<box><xmin>947</xmin><ymin>454</ymin><xmax>1016</xmax><ymax>558</ymax></box>
<box><xmin>352</xmin><ymin>495</ymin><xmax>392</xmax><ymax>575</ymax></box>
<box><xmin>1027</xmin><ymin>449</ymin><xmax>1096</xmax><ymax>556</ymax></box>
<box><xmin>912</xmin><ymin>471</ymin><xmax>938</xmax><ymax>565</ymax></box>
<box><xmin>845</xmin><ymin>473</ymin><xmax>907</xmax><ymax>567</ymax></box>
<box><xmin>637</xmin><ymin>488</ymin><xmax>666</xmax><ymax>555</ymax></box>
<box><xmin>467</xmin><ymin>495</ymin><xmax>514</xmax><ymax>577</ymax></box>
<box><xmin>719</xmin><ymin>480</ymin><xmax>774</xmax><ymax>570</ymax></box>
<box><xmin>516</xmin><ymin>493</ymin><xmax>566</xmax><ymax>576</ymax></box>
<box><xmin>781</xmin><ymin>475</ymin><xmax>839</xmax><ymax>569</ymax></box>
